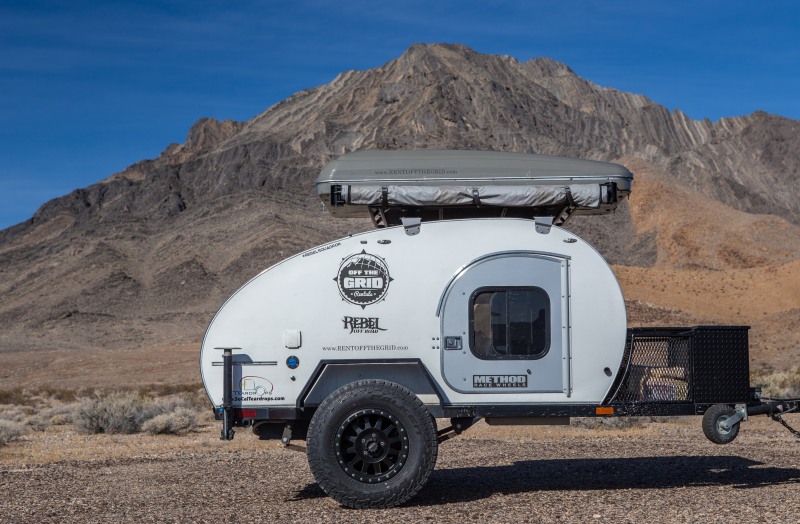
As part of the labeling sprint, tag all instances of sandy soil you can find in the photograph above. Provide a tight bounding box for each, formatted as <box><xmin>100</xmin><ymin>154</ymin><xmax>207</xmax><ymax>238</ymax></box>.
<box><xmin>616</xmin><ymin>261</ymin><xmax>800</xmax><ymax>371</ymax></box>
<box><xmin>2</xmin><ymin>416</ymin><xmax>800</xmax><ymax>523</ymax></box>
<box><xmin>0</xmin><ymin>344</ymin><xmax>201</xmax><ymax>389</ymax></box>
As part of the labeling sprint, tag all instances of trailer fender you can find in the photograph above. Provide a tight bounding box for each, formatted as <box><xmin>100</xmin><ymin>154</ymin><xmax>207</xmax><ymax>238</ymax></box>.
<box><xmin>301</xmin><ymin>361</ymin><xmax>444</xmax><ymax>411</ymax></box>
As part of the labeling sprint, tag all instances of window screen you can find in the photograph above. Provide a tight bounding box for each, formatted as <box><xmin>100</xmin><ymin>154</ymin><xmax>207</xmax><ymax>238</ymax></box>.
<box><xmin>471</xmin><ymin>288</ymin><xmax>549</xmax><ymax>359</ymax></box>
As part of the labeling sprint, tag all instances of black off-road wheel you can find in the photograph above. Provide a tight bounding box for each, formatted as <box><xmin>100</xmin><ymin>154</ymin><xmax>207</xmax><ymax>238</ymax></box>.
<box><xmin>702</xmin><ymin>404</ymin><xmax>740</xmax><ymax>444</ymax></box>
<box><xmin>306</xmin><ymin>380</ymin><xmax>438</xmax><ymax>508</ymax></box>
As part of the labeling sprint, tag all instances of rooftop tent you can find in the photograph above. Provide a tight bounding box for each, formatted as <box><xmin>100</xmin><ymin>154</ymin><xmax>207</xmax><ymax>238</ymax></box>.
<box><xmin>316</xmin><ymin>150</ymin><xmax>633</xmax><ymax>227</ymax></box>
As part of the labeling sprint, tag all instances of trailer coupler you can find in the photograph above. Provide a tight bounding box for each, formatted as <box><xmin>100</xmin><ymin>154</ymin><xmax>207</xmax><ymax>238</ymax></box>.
<box><xmin>748</xmin><ymin>399</ymin><xmax>800</xmax><ymax>439</ymax></box>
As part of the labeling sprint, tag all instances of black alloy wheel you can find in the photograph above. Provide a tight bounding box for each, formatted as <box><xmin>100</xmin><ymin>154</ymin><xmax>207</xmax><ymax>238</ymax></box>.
<box><xmin>307</xmin><ymin>379</ymin><xmax>438</xmax><ymax>508</ymax></box>
<box><xmin>336</xmin><ymin>408</ymin><xmax>409</xmax><ymax>483</ymax></box>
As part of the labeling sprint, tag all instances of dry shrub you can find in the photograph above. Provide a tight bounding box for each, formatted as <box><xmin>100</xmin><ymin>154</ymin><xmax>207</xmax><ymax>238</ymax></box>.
<box><xmin>1</xmin><ymin>385</ymin><xmax>205</xmax><ymax>438</ymax></box>
<box><xmin>751</xmin><ymin>367</ymin><xmax>800</xmax><ymax>399</ymax></box>
<box><xmin>75</xmin><ymin>392</ymin><xmax>149</xmax><ymax>434</ymax></box>
<box><xmin>0</xmin><ymin>420</ymin><xmax>25</xmax><ymax>446</ymax></box>
<box><xmin>49</xmin><ymin>413</ymin><xmax>73</xmax><ymax>426</ymax></box>
<box><xmin>39</xmin><ymin>386</ymin><xmax>79</xmax><ymax>403</ymax></box>
<box><xmin>75</xmin><ymin>391</ymin><xmax>201</xmax><ymax>435</ymax></box>
<box><xmin>145</xmin><ymin>387</ymin><xmax>209</xmax><ymax>412</ymax></box>
<box><xmin>0</xmin><ymin>386</ymin><xmax>84</xmax><ymax>406</ymax></box>
<box><xmin>24</xmin><ymin>415</ymin><xmax>49</xmax><ymax>432</ymax></box>
<box><xmin>142</xmin><ymin>408</ymin><xmax>198</xmax><ymax>435</ymax></box>
<box><xmin>0</xmin><ymin>401</ymin><xmax>77</xmax><ymax>430</ymax></box>
<box><xmin>0</xmin><ymin>406</ymin><xmax>25</xmax><ymax>423</ymax></box>
<box><xmin>45</xmin><ymin>404</ymin><xmax>76</xmax><ymax>426</ymax></box>
<box><xmin>21</xmin><ymin>404</ymin><xmax>80</xmax><ymax>431</ymax></box>
<box><xmin>142</xmin><ymin>397</ymin><xmax>191</xmax><ymax>420</ymax></box>
<box><xmin>0</xmin><ymin>387</ymin><xmax>32</xmax><ymax>406</ymax></box>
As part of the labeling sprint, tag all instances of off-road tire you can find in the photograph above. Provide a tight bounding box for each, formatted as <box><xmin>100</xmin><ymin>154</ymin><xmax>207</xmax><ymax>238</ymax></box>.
<box><xmin>307</xmin><ymin>379</ymin><xmax>438</xmax><ymax>508</ymax></box>
<box><xmin>702</xmin><ymin>404</ymin><xmax>740</xmax><ymax>444</ymax></box>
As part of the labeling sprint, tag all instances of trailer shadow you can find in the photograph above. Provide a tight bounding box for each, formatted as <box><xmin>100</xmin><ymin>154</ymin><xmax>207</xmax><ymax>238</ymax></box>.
<box><xmin>290</xmin><ymin>455</ymin><xmax>800</xmax><ymax>505</ymax></box>
<box><xmin>414</xmin><ymin>455</ymin><xmax>800</xmax><ymax>506</ymax></box>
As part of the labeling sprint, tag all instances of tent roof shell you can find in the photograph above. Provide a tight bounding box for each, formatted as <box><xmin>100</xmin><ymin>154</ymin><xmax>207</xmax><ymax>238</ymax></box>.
<box><xmin>317</xmin><ymin>150</ymin><xmax>633</xmax><ymax>188</ymax></box>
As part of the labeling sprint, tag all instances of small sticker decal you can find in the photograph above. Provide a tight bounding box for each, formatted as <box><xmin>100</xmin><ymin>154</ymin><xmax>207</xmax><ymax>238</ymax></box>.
<box><xmin>335</xmin><ymin>250</ymin><xmax>393</xmax><ymax>309</ymax></box>
<box><xmin>233</xmin><ymin>376</ymin><xmax>284</xmax><ymax>402</ymax></box>
<box><xmin>239</xmin><ymin>376</ymin><xmax>273</xmax><ymax>396</ymax></box>
<box><xmin>302</xmin><ymin>242</ymin><xmax>341</xmax><ymax>257</ymax></box>
<box><xmin>473</xmin><ymin>375</ymin><xmax>528</xmax><ymax>388</ymax></box>
<box><xmin>286</xmin><ymin>356</ymin><xmax>300</xmax><ymax>369</ymax></box>
<box><xmin>322</xmin><ymin>345</ymin><xmax>409</xmax><ymax>352</ymax></box>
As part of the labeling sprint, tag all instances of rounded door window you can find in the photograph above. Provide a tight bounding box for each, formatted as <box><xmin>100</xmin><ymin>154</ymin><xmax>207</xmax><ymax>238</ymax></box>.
<box><xmin>471</xmin><ymin>287</ymin><xmax>550</xmax><ymax>360</ymax></box>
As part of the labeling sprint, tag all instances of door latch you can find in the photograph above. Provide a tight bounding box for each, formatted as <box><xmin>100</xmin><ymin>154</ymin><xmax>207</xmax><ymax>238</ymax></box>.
<box><xmin>444</xmin><ymin>336</ymin><xmax>462</xmax><ymax>350</ymax></box>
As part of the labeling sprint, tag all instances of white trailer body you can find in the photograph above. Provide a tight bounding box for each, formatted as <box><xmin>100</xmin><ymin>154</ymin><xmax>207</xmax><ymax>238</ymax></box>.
<box><xmin>200</xmin><ymin>218</ymin><xmax>626</xmax><ymax>410</ymax></box>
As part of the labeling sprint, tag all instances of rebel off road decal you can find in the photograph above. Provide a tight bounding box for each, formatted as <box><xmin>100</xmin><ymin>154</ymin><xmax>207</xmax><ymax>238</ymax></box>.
<box><xmin>342</xmin><ymin>316</ymin><xmax>387</xmax><ymax>333</ymax></box>
<box><xmin>335</xmin><ymin>250</ymin><xmax>392</xmax><ymax>308</ymax></box>
<box><xmin>473</xmin><ymin>375</ymin><xmax>528</xmax><ymax>388</ymax></box>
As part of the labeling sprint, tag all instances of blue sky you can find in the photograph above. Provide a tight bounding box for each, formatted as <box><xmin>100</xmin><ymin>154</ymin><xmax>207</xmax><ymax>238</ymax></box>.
<box><xmin>1</xmin><ymin>0</ymin><xmax>799</xmax><ymax>230</ymax></box>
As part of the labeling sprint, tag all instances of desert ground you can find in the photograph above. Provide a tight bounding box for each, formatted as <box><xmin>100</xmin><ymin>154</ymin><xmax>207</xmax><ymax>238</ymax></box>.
<box><xmin>2</xmin><ymin>412</ymin><xmax>800</xmax><ymax>524</ymax></box>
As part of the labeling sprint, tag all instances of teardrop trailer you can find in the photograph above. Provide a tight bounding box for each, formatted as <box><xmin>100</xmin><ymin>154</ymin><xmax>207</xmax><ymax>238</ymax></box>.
<box><xmin>200</xmin><ymin>150</ymin><xmax>800</xmax><ymax>508</ymax></box>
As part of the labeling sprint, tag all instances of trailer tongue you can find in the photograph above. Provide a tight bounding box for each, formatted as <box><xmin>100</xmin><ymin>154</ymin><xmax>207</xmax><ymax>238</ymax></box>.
<box><xmin>201</xmin><ymin>150</ymin><xmax>798</xmax><ymax>509</ymax></box>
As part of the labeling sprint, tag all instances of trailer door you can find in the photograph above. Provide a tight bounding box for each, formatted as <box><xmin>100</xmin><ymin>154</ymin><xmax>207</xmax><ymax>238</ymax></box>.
<box><xmin>440</xmin><ymin>252</ymin><xmax>570</xmax><ymax>394</ymax></box>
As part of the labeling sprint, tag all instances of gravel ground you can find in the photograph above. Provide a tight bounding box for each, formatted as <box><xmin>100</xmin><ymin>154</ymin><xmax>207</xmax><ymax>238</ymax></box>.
<box><xmin>2</xmin><ymin>417</ymin><xmax>799</xmax><ymax>523</ymax></box>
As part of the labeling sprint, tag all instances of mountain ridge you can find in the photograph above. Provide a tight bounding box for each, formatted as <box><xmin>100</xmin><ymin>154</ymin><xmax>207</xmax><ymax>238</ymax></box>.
<box><xmin>1</xmin><ymin>43</ymin><xmax>797</xmax><ymax>380</ymax></box>
<box><xmin>4</xmin><ymin>43</ymin><xmax>798</xmax><ymax>241</ymax></box>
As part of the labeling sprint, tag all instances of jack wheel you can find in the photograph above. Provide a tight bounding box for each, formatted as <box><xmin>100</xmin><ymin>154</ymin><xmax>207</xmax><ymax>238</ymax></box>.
<box><xmin>702</xmin><ymin>404</ymin><xmax>740</xmax><ymax>444</ymax></box>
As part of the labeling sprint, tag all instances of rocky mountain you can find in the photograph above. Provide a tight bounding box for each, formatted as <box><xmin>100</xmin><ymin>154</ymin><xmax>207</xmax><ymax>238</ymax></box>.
<box><xmin>1</xmin><ymin>43</ymin><xmax>798</xmax><ymax>385</ymax></box>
